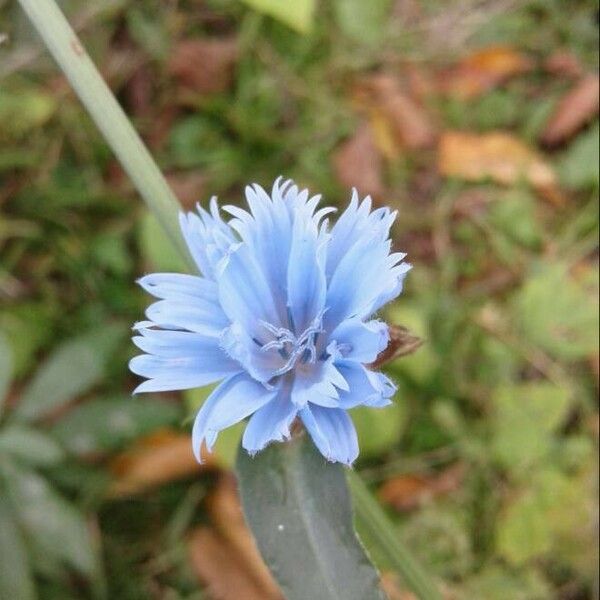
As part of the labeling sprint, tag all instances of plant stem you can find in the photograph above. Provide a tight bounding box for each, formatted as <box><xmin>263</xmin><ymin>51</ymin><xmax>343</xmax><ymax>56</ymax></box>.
<box><xmin>16</xmin><ymin>0</ymin><xmax>193</xmax><ymax>269</ymax></box>
<box><xmin>348</xmin><ymin>471</ymin><xmax>443</xmax><ymax>600</ymax></box>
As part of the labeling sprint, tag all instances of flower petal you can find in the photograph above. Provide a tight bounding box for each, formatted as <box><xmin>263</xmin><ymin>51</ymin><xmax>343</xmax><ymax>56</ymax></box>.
<box><xmin>290</xmin><ymin>358</ymin><xmax>348</xmax><ymax>408</ymax></box>
<box><xmin>129</xmin><ymin>347</ymin><xmax>240</xmax><ymax>393</ymax></box>
<box><xmin>179</xmin><ymin>200</ymin><xmax>236</xmax><ymax>279</ymax></box>
<box><xmin>323</xmin><ymin>190</ymin><xmax>408</xmax><ymax>330</ymax></box>
<box><xmin>300</xmin><ymin>405</ymin><xmax>359</xmax><ymax>465</ymax></box>
<box><xmin>286</xmin><ymin>208</ymin><xmax>327</xmax><ymax>333</ymax></box>
<box><xmin>191</xmin><ymin>373</ymin><xmax>277</xmax><ymax>460</ymax></box>
<box><xmin>330</xmin><ymin>318</ymin><xmax>389</xmax><ymax>363</ymax></box>
<box><xmin>220</xmin><ymin>321</ymin><xmax>285</xmax><ymax>383</ymax></box>
<box><xmin>242</xmin><ymin>389</ymin><xmax>298</xmax><ymax>455</ymax></box>
<box><xmin>217</xmin><ymin>241</ymin><xmax>282</xmax><ymax>337</ymax></box>
<box><xmin>146</xmin><ymin>299</ymin><xmax>228</xmax><ymax>336</ymax></box>
<box><xmin>137</xmin><ymin>273</ymin><xmax>218</xmax><ymax>303</ymax></box>
<box><xmin>335</xmin><ymin>361</ymin><xmax>395</xmax><ymax>409</ymax></box>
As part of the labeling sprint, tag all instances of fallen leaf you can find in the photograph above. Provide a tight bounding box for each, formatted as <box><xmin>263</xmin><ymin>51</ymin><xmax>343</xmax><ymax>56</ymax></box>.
<box><xmin>540</xmin><ymin>75</ymin><xmax>600</xmax><ymax>146</ymax></box>
<box><xmin>188</xmin><ymin>475</ymin><xmax>283</xmax><ymax>600</ymax></box>
<box><xmin>437</xmin><ymin>45</ymin><xmax>533</xmax><ymax>100</ymax></box>
<box><xmin>378</xmin><ymin>463</ymin><xmax>466</xmax><ymax>511</ymax></box>
<box><xmin>380</xmin><ymin>571</ymin><xmax>418</xmax><ymax>600</ymax></box>
<box><xmin>108</xmin><ymin>429</ymin><xmax>217</xmax><ymax>497</ymax></box>
<box><xmin>189</xmin><ymin>528</ymin><xmax>281</xmax><ymax>600</ymax></box>
<box><xmin>543</xmin><ymin>50</ymin><xmax>583</xmax><ymax>79</ymax></box>
<box><xmin>332</xmin><ymin>122</ymin><xmax>384</xmax><ymax>199</ymax></box>
<box><xmin>124</xmin><ymin>63</ymin><xmax>153</xmax><ymax>118</ymax></box>
<box><xmin>166</xmin><ymin>171</ymin><xmax>207</xmax><ymax>210</ymax></box>
<box><xmin>168</xmin><ymin>38</ymin><xmax>238</xmax><ymax>96</ymax></box>
<box><xmin>370</xmin><ymin>324</ymin><xmax>423</xmax><ymax>369</ymax></box>
<box><xmin>438</xmin><ymin>131</ymin><xmax>558</xmax><ymax>191</ymax></box>
<box><xmin>356</xmin><ymin>74</ymin><xmax>437</xmax><ymax>150</ymax></box>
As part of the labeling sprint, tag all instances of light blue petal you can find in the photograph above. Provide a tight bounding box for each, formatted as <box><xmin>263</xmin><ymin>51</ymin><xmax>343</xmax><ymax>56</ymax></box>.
<box><xmin>217</xmin><ymin>242</ymin><xmax>281</xmax><ymax>337</ymax></box>
<box><xmin>145</xmin><ymin>299</ymin><xmax>228</xmax><ymax>336</ymax></box>
<box><xmin>129</xmin><ymin>350</ymin><xmax>240</xmax><ymax>393</ymax></box>
<box><xmin>290</xmin><ymin>358</ymin><xmax>348</xmax><ymax>408</ymax></box>
<box><xmin>367</xmin><ymin>262</ymin><xmax>412</xmax><ymax>315</ymax></box>
<box><xmin>179</xmin><ymin>211</ymin><xmax>212</xmax><ymax>277</ymax></box>
<box><xmin>242</xmin><ymin>389</ymin><xmax>298</xmax><ymax>454</ymax></box>
<box><xmin>179</xmin><ymin>201</ymin><xmax>237</xmax><ymax>279</ymax></box>
<box><xmin>335</xmin><ymin>360</ymin><xmax>395</xmax><ymax>409</ymax></box>
<box><xmin>137</xmin><ymin>273</ymin><xmax>218</xmax><ymax>303</ymax></box>
<box><xmin>220</xmin><ymin>321</ymin><xmax>285</xmax><ymax>383</ymax></box>
<box><xmin>324</xmin><ymin>190</ymin><xmax>407</xmax><ymax>330</ymax></box>
<box><xmin>330</xmin><ymin>318</ymin><xmax>389</xmax><ymax>363</ymax></box>
<box><xmin>324</xmin><ymin>236</ymin><xmax>390</xmax><ymax>329</ymax></box>
<box><xmin>300</xmin><ymin>405</ymin><xmax>359</xmax><ymax>465</ymax></box>
<box><xmin>191</xmin><ymin>373</ymin><xmax>276</xmax><ymax>460</ymax></box>
<box><xmin>326</xmin><ymin>191</ymin><xmax>395</xmax><ymax>279</ymax></box>
<box><xmin>286</xmin><ymin>210</ymin><xmax>327</xmax><ymax>333</ymax></box>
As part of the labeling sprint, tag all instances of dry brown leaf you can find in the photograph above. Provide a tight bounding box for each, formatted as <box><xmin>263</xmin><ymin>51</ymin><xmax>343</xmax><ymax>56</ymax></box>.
<box><xmin>166</xmin><ymin>171</ymin><xmax>207</xmax><ymax>210</ymax></box>
<box><xmin>438</xmin><ymin>130</ymin><xmax>557</xmax><ymax>191</ymax></box>
<box><xmin>168</xmin><ymin>38</ymin><xmax>238</xmax><ymax>96</ymax></box>
<box><xmin>437</xmin><ymin>45</ymin><xmax>533</xmax><ymax>100</ymax></box>
<box><xmin>108</xmin><ymin>429</ymin><xmax>217</xmax><ymax>497</ymax></box>
<box><xmin>540</xmin><ymin>75</ymin><xmax>600</xmax><ymax>146</ymax></box>
<box><xmin>543</xmin><ymin>50</ymin><xmax>584</xmax><ymax>79</ymax></box>
<box><xmin>188</xmin><ymin>476</ymin><xmax>283</xmax><ymax>600</ymax></box>
<box><xmin>207</xmin><ymin>476</ymin><xmax>282</xmax><ymax>597</ymax></box>
<box><xmin>356</xmin><ymin>74</ymin><xmax>437</xmax><ymax>150</ymax></box>
<box><xmin>378</xmin><ymin>463</ymin><xmax>466</xmax><ymax>511</ymax></box>
<box><xmin>381</xmin><ymin>572</ymin><xmax>418</xmax><ymax>600</ymax></box>
<box><xmin>332</xmin><ymin>122</ymin><xmax>384</xmax><ymax>199</ymax></box>
<box><xmin>370</xmin><ymin>324</ymin><xmax>423</xmax><ymax>369</ymax></box>
<box><xmin>189</xmin><ymin>528</ymin><xmax>282</xmax><ymax>600</ymax></box>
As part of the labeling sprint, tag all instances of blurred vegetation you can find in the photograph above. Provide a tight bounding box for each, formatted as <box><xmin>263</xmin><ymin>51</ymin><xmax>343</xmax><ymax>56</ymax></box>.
<box><xmin>0</xmin><ymin>0</ymin><xmax>598</xmax><ymax>599</ymax></box>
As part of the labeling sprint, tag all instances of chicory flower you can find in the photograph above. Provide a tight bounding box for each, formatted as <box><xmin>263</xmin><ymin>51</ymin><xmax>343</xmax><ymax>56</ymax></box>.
<box><xmin>130</xmin><ymin>178</ymin><xmax>410</xmax><ymax>465</ymax></box>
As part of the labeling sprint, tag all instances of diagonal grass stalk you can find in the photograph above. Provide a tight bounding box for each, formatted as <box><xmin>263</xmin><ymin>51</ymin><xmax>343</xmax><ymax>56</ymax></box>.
<box><xmin>16</xmin><ymin>0</ymin><xmax>193</xmax><ymax>269</ymax></box>
<box><xmin>348</xmin><ymin>471</ymin><xmax>442</xmax><ymax>600</ymax></box>
<box><xmin>17</xmin><ymin>1</ymin><xmax>441</xmax><ymax>599</ymax></box>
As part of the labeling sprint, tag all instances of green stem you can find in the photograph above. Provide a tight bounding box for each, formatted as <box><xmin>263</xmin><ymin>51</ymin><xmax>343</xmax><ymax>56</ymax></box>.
<box><xmin>19</xmin><ymin>2</ymin><xmax>441</xmax><ymax>598</ymax></box>
<box><xmin>16</xmin><ymin>0</ymin><xmax>193</xmax><ymax>269</ymax></box>
<box><xmin>348</xmin><ymin>471</ymin><xmax>443</xmax><ymax>600</ymax></box>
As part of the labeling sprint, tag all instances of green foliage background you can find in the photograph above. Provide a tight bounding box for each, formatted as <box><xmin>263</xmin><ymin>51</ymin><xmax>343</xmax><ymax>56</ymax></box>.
<box><xmin>0</xmin><ymin>0</ymin><xmax>598</xmax><ymax>598</ymax></box>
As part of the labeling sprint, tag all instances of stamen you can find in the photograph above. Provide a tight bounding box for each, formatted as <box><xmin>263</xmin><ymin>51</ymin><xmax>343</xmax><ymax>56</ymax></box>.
<box><xmin>257</xmin><ymin>317</ymin><xmax>324</xmax><ymax>376</ymax></box>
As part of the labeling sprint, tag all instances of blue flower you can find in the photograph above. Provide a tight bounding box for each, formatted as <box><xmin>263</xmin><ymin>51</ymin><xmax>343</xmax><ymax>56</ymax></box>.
<box><xmin>130</xmin><ymin>178</ymin><xmax>411</xmax><ymax>465</ymax></box>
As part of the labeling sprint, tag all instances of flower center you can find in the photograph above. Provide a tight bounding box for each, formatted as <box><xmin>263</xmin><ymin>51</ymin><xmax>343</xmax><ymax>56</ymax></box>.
<box><xmin>256</xmin><ymin>318</ymin><xmax>323</xmax><ymax>377</ymax></box>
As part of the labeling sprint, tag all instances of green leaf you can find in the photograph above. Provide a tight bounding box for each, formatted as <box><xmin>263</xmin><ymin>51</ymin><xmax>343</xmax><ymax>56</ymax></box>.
<box><xmin>0</xmin><ymin>497</ymin><xmax>36</xmax><ymax>600</ymax></box>
<box><xmin>460</xmin><ymin>565</ymin><xmax>550</xmax><ymax>600</ymax></box>
<box><xmin>0</xmin><ymin>426</ymin><xmax>65</xmax><ymax>467</ymax></box>
<box><xmin>50</xmin><ymin>395</ymin><xmax>180</xmax><ymax>455</ymax></box>
<box><xmin>348</xmin><ymin>471</ymin><xmax>443</xmax><ymax>600</ymax></box>
<box><xmin>6</xmin><ymin>467</ymin><xmax>99</xmax><ymax>577</ymax></box>
<box><xmin>239</xmin><ymin>0</ymin><xmax>316</xmax><ymax>33</ymax></box>
<box><xmin>514</xmin><ymin>262</ymin><xmax>599</xmax><ymax>361</ymax></box>
<box><xmin>0</xmin><ymin>303</ymin><xmax>53</xmax><ymax>378</ymax></box>
<box><xmin>496</xmin><ymin>468</ymin><xmax>590</xmax><ymax>567</ymax></box>
<box><xmin>488</xmin><ymin>190</ymin><xmax>542</xmax><ymax>249</ymax></box>
<box><xmin>0</xmin><ymin>332</ymin><xmax>12</xmax><ymax>415</ymax></box>
<box><xmin>352</xmin><ymin>401</ymin><xmax>406</xmax><ymax>458</ymax></box>
<box><xmin>559</xmin><ymin>122</ymin><xmax>599</xmax><ymax>190</ymax></box>
<box><xmin>0</xmin><ymin>87</ymin><xmax>56</xmax><ymax>138</ymax></box>
<box><xmin>333</xmin><ymin>0</ymin><xmax>392</xmax><ymax>46</ymax></box>
<box><xmin>138</xmin><ymin>212</ymin><xmax>187</xmax><ymax>273</ymax></box>
<box><xmin>236</xmin><ymin>434</ymin><xmax>385</xmax><ymax>600</ymax></box>
<box><xmin>491</xmin><ymin>383</ymin><xmax>571</xmax><ymax>474</ymax></box>
<box><xmin>13</xmin><ymin>325</ymin><xmax>125</xmax><ymax>422</ymax></box>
